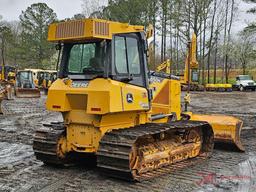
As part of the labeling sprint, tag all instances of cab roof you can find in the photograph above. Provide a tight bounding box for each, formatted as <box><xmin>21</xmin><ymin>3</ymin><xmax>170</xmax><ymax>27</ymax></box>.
<box><xmin>48</xmin><ymin>18</ymin><xmax>145</xmax><ymax>43</ymax></box>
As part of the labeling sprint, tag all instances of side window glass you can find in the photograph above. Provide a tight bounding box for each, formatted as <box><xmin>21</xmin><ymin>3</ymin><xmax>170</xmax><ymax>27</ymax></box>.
<box><xmin>115</xmin><ymin>36</ymin><xmax>128</xmax><ymax>73</ymax></box>
<box><xmin>126</xmin><ymin>37</ymin><xmax>140</xmax><ymax>74</ymax></box>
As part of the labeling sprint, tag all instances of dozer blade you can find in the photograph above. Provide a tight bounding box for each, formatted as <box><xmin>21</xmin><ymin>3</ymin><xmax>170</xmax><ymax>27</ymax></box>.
<box><xmin>191</xmin><ymin>114</ymin><xmax>244</xmax><ymax>151</ymax></box>
<box><xmin>15</xmin><ymin>88</ymin><xmax>40</xmax><ymax>98</ymax></box>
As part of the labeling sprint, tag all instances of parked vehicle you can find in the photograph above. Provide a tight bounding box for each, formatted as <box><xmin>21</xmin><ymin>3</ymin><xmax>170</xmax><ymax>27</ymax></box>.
<box><xmin>235</xmin><ymin>75</ymin><xmax>256</xmax><ymax>91</ymax></box>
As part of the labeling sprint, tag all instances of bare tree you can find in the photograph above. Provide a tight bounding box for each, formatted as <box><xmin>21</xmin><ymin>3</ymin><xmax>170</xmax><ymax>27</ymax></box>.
<box><xmin>224</xmin><ymin>0</ymin><xmax>235</xmax><ymax>83</ymax></box>
<box><xmin>207</xmin><ymin>0</ymin><xmax>217</xmax><ymax>83</ymax></box>
<box><xmin>81</xmin><ymin>0</ymin><xmax>108</xmax><ymax>18</ymax></box>
<box><xmin>236</xmin><ymin>31</ymin><xmax>255</xmax><ymax>75</ymax></box>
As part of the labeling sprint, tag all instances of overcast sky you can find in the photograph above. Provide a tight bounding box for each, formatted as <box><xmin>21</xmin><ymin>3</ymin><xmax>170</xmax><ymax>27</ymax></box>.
<box><xmin>0</xmin><ymin>0</ymin><xmax>83</xmax><ymax>21</ymax></box>
<box><xmin>0</xmin><ymin>0</ymin><xmax>255</xmax><ymax>34</ymax></box>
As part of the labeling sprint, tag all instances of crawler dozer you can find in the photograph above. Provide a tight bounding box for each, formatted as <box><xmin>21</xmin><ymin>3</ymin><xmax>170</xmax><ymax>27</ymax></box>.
<box><xmin>33</xmin><ymin>19</ymin><xmax>244</xmax><ymax>181</ymax></box>
<box><xmin>15</xmin><ymin>70</ymin><xmax>40</xmax><ymax>98</ymax></box>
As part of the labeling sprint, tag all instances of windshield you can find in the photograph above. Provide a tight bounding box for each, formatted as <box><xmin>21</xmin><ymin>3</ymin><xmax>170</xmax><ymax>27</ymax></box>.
<box><xmin>68</xmin><ymin>42</ymin><xmax>104</xmax><ymax>75</ymax></box>
<box><xmin>51</xmin><ymin>73</ymin><xmax>57</xmax><ymax>81</ymax></box>
<box><xmin>19</xmin><ymin>71</ymin><xmax>32</xmax><ymax>81</ymax></box>
<box><xmin>239</xmin><ymin>75</ymin><xmax>252</xmax><ymax>80</ymax></box>
<box><xmin>38</xmin><ymin>72</ymin><xmax>44</xmax><ymax>80</ymax></box>
<box><xmin>44</xmin><ymin>72</ymin><xmax>50</xmax><ymax>80</ymax></box>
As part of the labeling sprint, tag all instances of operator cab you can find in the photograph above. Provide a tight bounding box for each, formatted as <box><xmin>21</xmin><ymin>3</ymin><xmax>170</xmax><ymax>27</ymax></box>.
<box><xmin>191</xmin><ymin>70</ymin><xmax>199</xmax><ymax>82</ymax></box>
<box><xmin>59</xmin><ymin>32</ymin><xmax>148</xmax><ymax>88</ymax></box>
<box><xmin>16</xmin><ymin>71</ymin><xmax>35</xmax><ymax>88</ymax></box>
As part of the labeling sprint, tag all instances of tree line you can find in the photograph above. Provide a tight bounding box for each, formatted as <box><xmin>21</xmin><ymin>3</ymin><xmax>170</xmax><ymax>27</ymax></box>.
<box><xmin>0</xmin><ymin>1</ymin><xmax>256</xmax><ymax>83</ymax></box>
<box><xmin>0</xmin><ymin>3</ymin><xmax>57</xmax><ymax>70</ymax></box>
<box><xmin>83</xmin><ymin>0</ymin><xmax>256</xmax><ymax>83</ymax></box>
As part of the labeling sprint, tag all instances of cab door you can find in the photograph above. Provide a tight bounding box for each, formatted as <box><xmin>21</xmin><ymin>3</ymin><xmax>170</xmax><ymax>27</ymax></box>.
<box><xmin>112</xmin><ymin>33</ymin><xmax>150</xmax><ymax>111</ymax></box>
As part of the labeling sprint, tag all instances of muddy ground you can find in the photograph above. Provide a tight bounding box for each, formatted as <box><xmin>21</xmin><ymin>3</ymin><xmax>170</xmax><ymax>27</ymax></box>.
<box><xmin>0</xmin><ymin>91</ymin><xmax>256</xmax><ymax>192</ymax></box>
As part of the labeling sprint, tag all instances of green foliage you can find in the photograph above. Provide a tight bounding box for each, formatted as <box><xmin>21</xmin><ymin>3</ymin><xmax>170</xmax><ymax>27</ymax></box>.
<box><xmin>243</xmin><ymin>0</ymin><xmax>256</xmax><ymax>32</ymax></box>
<box><xmin>101</xmin><ymin>0</ymin><xmax>153</xmax><ymax>25</ymax></box>
<box><xmin>0</xmin><ymin>22</ymin><xmax>13</xmax><ymax>65</ymax></box>
<box><xmin>19</xmin><ymin>3</ymin><xmax>57</xmax><ymax>69</ymax></box>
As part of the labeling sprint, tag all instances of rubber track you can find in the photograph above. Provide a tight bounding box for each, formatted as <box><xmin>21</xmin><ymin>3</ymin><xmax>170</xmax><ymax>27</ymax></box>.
<box><xmin>97</xmin><ymin>120</ymin><xmax>213</xmax><ymax>181</ymax></box>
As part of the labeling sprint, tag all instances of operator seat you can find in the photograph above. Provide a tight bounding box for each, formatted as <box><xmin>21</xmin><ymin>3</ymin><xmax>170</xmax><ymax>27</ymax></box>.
<box><xmin>89</xmin><ymin>57</ymin><xmax>102</xmax><ymax>71</ymax></box>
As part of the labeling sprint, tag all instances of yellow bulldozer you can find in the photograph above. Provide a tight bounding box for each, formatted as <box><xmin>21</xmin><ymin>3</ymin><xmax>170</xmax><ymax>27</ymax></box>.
<box><xmin>33</xmin><ymin>19</ymin><xmax>244</xmax><ymax>181</ymax></box>
<box><xmin>15</xmin><ymin>70</ymin><xmax>40</xmax><ymax>98</ymax></box>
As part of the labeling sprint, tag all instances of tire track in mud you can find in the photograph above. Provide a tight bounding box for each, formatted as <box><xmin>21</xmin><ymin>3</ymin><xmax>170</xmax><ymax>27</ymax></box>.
<box><xmin>1</xmin><ymin>96</ymin><xmax>47</xmax><ymax>115</ymax></box>
<box><xmin>48</xmin><ymin>130</ymin><xmax>255</xmax><ymax>192</ymax></box>
<box><xmin>49</xmin><ymin>115</ymin><xmax>256</xmax><ymax>192</ymax></box>
<box><xmin>0</xmin><ymin>97</ymin><xmax>62</xmax><ymax>146</ymax></box>
<box><xmin>0</xmin><ymin>93</ymin><xmax>256</xmax><ymax>192</ymax></box>
<box><xmin>0</xmin><ymin>96</ymin><xmax>65</xmax><ymax>192</ymax></box>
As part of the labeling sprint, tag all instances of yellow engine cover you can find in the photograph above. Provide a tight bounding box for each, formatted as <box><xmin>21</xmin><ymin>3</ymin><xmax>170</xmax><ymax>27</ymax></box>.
<box><xmin>46</xmin><ymin>78</ymin><xmax>149</xmax><ymax>114</ymax></box>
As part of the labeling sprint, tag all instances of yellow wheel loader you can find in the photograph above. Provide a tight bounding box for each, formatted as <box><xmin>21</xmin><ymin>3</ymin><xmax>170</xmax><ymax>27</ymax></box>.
<box><xmin>15</xmin><ymin>70</ymin><xmax>40</xmax><ymax>98</ymax></box>
<box><xmin>42</xmin><ymin>71</ymin><xmax>57</xmax><ymax>94</ymax></box>
<box><xmin>33</xmin><ymin>19</ymin><xmax>244</xmax><ymax>181</ymax></box>
<box><xmin>7</xmin><ymin>71</ymin><xmax>16</xmax><ymax>85</ymax></box>
<box><xmin>0</xmin><ymin>65</ymin><xmax>14</xmax><ymax>109</ymax></box>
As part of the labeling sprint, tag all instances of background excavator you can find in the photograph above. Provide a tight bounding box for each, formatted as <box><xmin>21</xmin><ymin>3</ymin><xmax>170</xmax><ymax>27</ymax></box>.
<box><xmin>156</xmin><ymin>34</ymin><xmax>232</xmax><ymax>92</ymax></box>
<box><xmin>33</xmin><ymin>19</ymin><xmax>244</xmax><ymax>181</ymax></box>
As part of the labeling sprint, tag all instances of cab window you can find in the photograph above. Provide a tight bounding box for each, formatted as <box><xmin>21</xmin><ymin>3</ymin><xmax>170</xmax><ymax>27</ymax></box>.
<box><xmin>68</xmin><ymin>42</ymin><xmax>104</xmax><ymax>74</ymax></box>
<box><xmin>114</xmin><ymin>36</ymin><xmax>141</xmax><ymax>75</ymax></box>
<box><xmin>115</xmin><ymin>37</ymin><xmax>128</xmax><ymax>73</ymax></box>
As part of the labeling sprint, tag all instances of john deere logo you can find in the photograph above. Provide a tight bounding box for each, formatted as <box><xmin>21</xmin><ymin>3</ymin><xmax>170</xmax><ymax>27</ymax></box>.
<box><xmin>126</xmin><ymin>93</ymin><xmax>133</xmax><ymax>103</ymax></box>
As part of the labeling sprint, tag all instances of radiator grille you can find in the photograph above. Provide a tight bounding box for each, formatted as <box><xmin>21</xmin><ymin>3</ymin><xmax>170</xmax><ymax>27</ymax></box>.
<box><xmin>56</xmin><ymin>20</ymin><xmax>85</xmax><ymax>39</ymax></box>
<box><xmin>94</xmin><ymin>21</ymin><xmax>109</xmax><ymax>36</ymax></box>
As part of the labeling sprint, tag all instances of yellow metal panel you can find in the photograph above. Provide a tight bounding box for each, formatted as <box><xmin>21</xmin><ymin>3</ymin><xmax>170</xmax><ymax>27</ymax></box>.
<box><xmin>86</xmin><ymin>91</ymin><xmax>110</xmax><ymax>114</ymax></box>
<box><xmin>63</xmin><ymin>110</ymin><xmax>100</xmax><ymax>126</ymax></box>
<box><xmin>121</xmin><ymin>83</ymin><xmax>149</xmax><ymax>111</ymax></box>
<box><xmin>46</xmin><ymin>78</ymin><xmax>123</xmax><ymax>113</ymax></box>
<box><xmin>150</xmin><ymin>79</ymin><xmax>181</xmax><ymax>120</ymax></box>
<box><xmin>191</xmin><ymin>114</ymin><xmax>244</xmax><ymax>151</ymax></box>
<box><xmin>99</xmin><ymin>112</ymin><xmax>138</xmax><ymax>134</ymax></box>
<box><xmin>87</xmin><ymin>79</ymin><xmax>123</xmax><ymax>113</ymax></box>
<box><xmin>48</xmin><ymin>18</ymin><xmax>144</xmax><ymax>42</ymax></box>
<box><xmin>170</xmin><ymin>80</ymin><xmax>181</xmax><ymax>120</ymax></box>
<box><xmin>66</xmin><ymin>124</ymin><xmax>101</xmax><ymax>153</ymax></box>
<box><xmin>206</xmin><ymin>84</ymin><xmax>232</xmax><ymax>88</ymax></box>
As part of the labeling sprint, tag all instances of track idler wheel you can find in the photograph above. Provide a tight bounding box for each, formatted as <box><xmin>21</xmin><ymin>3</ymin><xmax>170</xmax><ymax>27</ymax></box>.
<box><xmin>33</xmin><ymin>125</ymin><xmax>70</xmax><ymax>165</ymax></box>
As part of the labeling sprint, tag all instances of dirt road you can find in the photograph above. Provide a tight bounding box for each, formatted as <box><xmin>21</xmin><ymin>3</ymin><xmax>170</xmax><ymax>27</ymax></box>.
<box><xmin>0</xmin><ymin>92</ymin><xmax>255</xmax><ymax>192</ymax></box>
